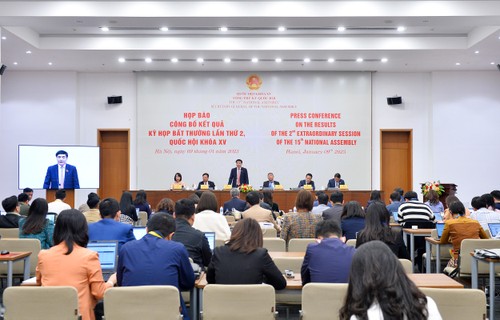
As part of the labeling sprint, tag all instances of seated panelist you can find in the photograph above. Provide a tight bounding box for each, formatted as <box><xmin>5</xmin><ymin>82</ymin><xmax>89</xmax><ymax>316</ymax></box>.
<box><xmin>298</xmin><ymin>173</ymin><xmax>315</xmax><ymax>190</ymax></box>
<box><xmin>197</xmin><ymin>172</ymin><xmax>215</xmax><ymax>190</ymax></box>
<box><xmin>327</xmin><ymin>173</ymin><xmax>345</xmax><ymax>189</ymax></box>
<box><xmin>262</xmin><ymin>172</ymin><xmax>280</xmax><ymax>189</ymax></box>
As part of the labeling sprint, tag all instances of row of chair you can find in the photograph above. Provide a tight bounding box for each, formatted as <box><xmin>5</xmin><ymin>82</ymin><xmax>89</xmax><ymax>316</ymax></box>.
<box><xmin>3</xmin><ymin>283</ymin><xmax>486</xmax><ymax>320</ymax></box>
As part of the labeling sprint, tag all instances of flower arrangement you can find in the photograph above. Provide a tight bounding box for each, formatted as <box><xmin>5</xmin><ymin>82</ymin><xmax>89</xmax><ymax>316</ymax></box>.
<box><xmin>240</xmin><ymin>184</ymin><xmax>253</xmax><ymax>193</ymax></box>
<box><xmin>421</xmin><ymin>180</ymin><xmax>445</xmax><ymax>196</ymax></box>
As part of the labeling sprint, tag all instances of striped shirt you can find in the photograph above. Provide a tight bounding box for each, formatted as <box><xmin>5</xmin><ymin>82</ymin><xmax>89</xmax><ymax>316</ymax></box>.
<box><xmin>398</xmin><ymin>201</ymin><xmax>435</xmax><ymax>225</ymax></box>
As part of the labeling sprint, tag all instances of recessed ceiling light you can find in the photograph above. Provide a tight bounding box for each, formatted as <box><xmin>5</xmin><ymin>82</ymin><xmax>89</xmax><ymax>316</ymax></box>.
<box><xmin>474</xmin><ymin>50</ymin><xmax>480</xmax><ymax>54</ymax></box>
<box><xmin>100</xmin><ymin>26</ymin><xmax>109</xmax><ymax>32</ymax></box>
<box><xmin>327</xmin><ymin>58</ymin><xmax>335</xmax><ymax>63</ymax></box>
<box><xmin>197</xmin><ymin>58</ymin><xmax>204</xmax><ymax>63</ymax></box>
<box><xmin>118</xmin><ymin>57</ymin><xmax>126</xmax><ymax>63</ymax></box>
<box><xmin>48</xmin><ymin>62</ymin><xmax>53</xmax><ymax>66</ymax></box>
<box><xmin>397</xmin><ymin>26</ymin><xmax>406</xmax><ymax>32</ymax></box>
<box><xmin>219</xmin><ymin>26</ymin><xmax>228</xmax><ymax>32</ymax></box>
<box><xmin>251</xmin><ymin>58</ymin><xmax>259</xmax><ymax>63</ymax></box>
<box><xmin>381</xmin><ymin>58</ymin><xmax>388</xmax><ymax>63</ymax></box>
<box><xmin>171</xmin><ymin>58</ymin><xmax>178</xmax><ymax>63</ymax></box>
<box><xmin>224</xmin><ymin>58</ymin><xmax>231</xmax><ymax>63</ymax></box>
<box><xmin>145</xmin><ymin>57</ymin><xmax>152</xmax><ymax>63</ymax></box>
<box><xmin>303</xmin><ymin>58</ymin><xmax>311</xmax><ymax>63</ymax></box>
<box><xmin>490</xmin><ymin>62</ymin><xmax>495</xmax><ymax>65</ymax></box>
<box><xmin>1</xmin><ymin>36</ymin><xmax>6</xmax><ymax>40</ymax></box>
<box><xmin>25</xmin><ymin>50</ymin><xmax>32</xmax><ymax>54</ymax></box>
<box><xmin>160</xmin><ymin>27</ymin><xmax>169</xmax><ymax>32</ymax></box>
<box><xmin>278</xmin><ymin>26</ymin><xmax>286</xmax><ymax>32</ymax></box>
<box><xmin>13</xmin><ymin>62</ymin><xmax>18</xmax><ymax>65</ymax></box>
<box><xmin>455</xmin><ymin>62</ymin><xmax>461</xmax><ymax>66</ymax></box>
<box><xmin>337</xmin><ymin>26</ymin><xmax>346</xmax><ymax>32</ymax></box>
<box><xmin>275</xmin><ymin>58</ymin><xmax>282</xmax><ymax>63</ymax></box>
<box><xmin>356</xmin><ymin>58</ymin><xmax>363</xmax><ymax>62</ymax></box>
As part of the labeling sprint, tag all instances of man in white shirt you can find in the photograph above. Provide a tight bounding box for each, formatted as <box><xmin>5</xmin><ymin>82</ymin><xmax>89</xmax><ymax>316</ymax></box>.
<box><xmin>470</xmin><ymin>195</ymin><xmax>500</xmax><ymax>230</ymax></box>
<box><xmin>48</xmin><ymin>189</ymin><xmax>72</xmax><ymax>214</ymax></box>
<box><xmin>312</xmin><ymin>193</ymin><xmax>330</xmax><ymax>215</ymax></box>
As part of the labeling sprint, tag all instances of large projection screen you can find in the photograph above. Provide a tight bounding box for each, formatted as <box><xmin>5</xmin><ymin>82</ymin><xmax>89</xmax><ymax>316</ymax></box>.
<box><xmin>137</xmin><ymin>72</ymin><xmax>371</xmax><ymax>190</ymax></box>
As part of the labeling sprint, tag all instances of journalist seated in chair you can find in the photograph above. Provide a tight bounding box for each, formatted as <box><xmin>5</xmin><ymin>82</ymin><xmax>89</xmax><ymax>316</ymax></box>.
<box><xmin>206</xmin><ymin>218</ymin><xmax>286</xmax><ymax>290</ymax></box>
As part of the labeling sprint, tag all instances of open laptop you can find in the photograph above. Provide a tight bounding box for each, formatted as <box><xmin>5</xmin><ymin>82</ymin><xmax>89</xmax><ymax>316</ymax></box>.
<box><xmin>46</xmin><ymin>213</ymin><xmax>57</xmax><ymax>223</ymax></box>
<box><xmin>133</xmin><ymin>227</ymin><xmax>147</xmax><ymax>240</ymax></box>
<box><xmin>87</xmin><ymin>241</ymin><xmax>119</xmax><ymax>280</ymax></box>
<box><xmin>434</xmin><ymin>212</ymin><xmax>443</xmax><ymax>221</ymax></box>
<box><xmin>488</xmin><ymin>223</ymin><xmax>500</xmax><ymax>238</ymax></box>
<box><xmin>435</xmin><ymin>222</ymin><xmax>445</xmax><ymax>239</ymax></box>
<box><xmin>203</xmin><ymin>232</ymin><xmax>216</xmax><ymax>252</ymax></box>
<box><xmin>392</xmin><ymin>212</ymin><xmax>399</xmax><ymax>222</ymax></box>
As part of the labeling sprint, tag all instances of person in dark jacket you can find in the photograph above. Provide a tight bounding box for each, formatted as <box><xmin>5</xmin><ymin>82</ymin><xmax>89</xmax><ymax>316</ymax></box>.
<box><xmin>0</xmin><ymin>195</ymin><xmax>22</xmax><ymax>228</ymax></box>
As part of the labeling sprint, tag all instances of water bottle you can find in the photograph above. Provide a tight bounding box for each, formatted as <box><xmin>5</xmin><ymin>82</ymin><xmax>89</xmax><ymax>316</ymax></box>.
<box><xmin>293</xmin><ymin>206</ymin><xmax>297</xmax><ymax>213</ymax></box>
<box><xmin>220</xmin><ymin>206</ymin><xmax>224</xmax><ymax>215</ymax></box>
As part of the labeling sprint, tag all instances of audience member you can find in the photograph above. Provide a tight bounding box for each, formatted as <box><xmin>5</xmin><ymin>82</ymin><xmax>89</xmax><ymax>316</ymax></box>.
<box><xmin>424</xmin><ymin>189</ymin><xmax>444</xmax><ymax>214</ymax></box>
<box><xmin>171</xmin><ymin>172</ymin><xmax>186</xmax><ymax>189</ymax></box>
<box><xmin>440</xmin><ymin>201</ymin><xmax>488</xmax><ymax>268</ymax></box>
<box><xmin>442</xmin><ymin>195</ymin><xmax>470</xmax><ymax>220</ymax></box>
<box><xmin>88</xmin><ymin>198</ymin><xmax>135</xmax><ymax>250</ymax></box>
<box><xmin>365</xmin><ymin>190</ymin><xmax>383</xmax><ymax>211</ymax></box>
<box><xmin>188</xmin><ymin>193</ymin><xmax>200</xmax><ymax>207</ymax></box>
<box><xmin>119</xmin><ymin>192</ymin><xmax>138</xmax><ymax>222</ymax></box>
<box><xmin>18</xmin><ymin>192</ymin><xmax>30</xmax><ymax>216</ymax></box>
<box><xmin>172</xmin><ymin>198</ymin><xmax>212</xmax><ymax>268</ymax></box>
<box><xmin>327</xmin><ymin>172</ymin><xmax>345</xmax><ymax>189</ymax></box>
<box><xmin>23</xmin><ymin>187</ymin><xmax>34</xmax><ymax>202</ymax></box>
<box><xmin>223</xmin><ymin>188</ymin><xmax>247</xmax><ymax>213</ymax></box>
<box><xmin>192</xmin><ymin>191</ymin><xmax>231</xmax><ymax>240</ymax></box>
<box><xmin>481</xmin><ymin>193</ymin><xmax>496</xmax><ymax>211</ymax></box>
<box><xmin>322</xmin><ymin>191</ymin><xmax>344</xmax><ymax>223</ymax></box>
<box><xmin>155</xmin><ymin>197</ymin><xmax>175</xmax><ymax>214</ymax></box>
<box><xmin>280</xmin><ymin>190</ymin><xmax>322</xmax><ymax>243</ymax></box>
<box><xmin>84</xmin><ymin>193</ymin><xmax>101</xmax><ymax>223</ymax></box>
<box><xmin>19</xmin><ymin>198</ymin><xmax>54</xmax><ymax>249</ymax></box>
<box><xmin>394</xmin><ymin>187</ymin><xmax>405</xmax><ymax>202</ymax></box>
<box><xmin>36</xmin><ymin>210</ymin><xmax>116</xmax><ymax>320</ymax></box>
<box><xmin>386</xmin><ymin>191</ymin><xmax>403</xmax><ymax>214</ymax></box>
<box><xmin>313</xmin><ymin>191</ymin><xmax>331</xmax><ymax>208</ymax></box>
<box><xmin>258</xmin><ymin>192</ymin><xmax>272</xmax><ymax>211</ymax></box>
<box><xmin>242</xmin><ymin>191</ymin><xmax>280</xmax><ymax>232</ymax></box>
<box><xmin>197</xmin><ymin>173</ymin><xmax>215</xmax><ymax>190</ymax></box>
<box><xmin>340</xmin><ymin>201</ymin><xmax>366</xmax><ymax>240</ymax></box>
<box><xmin>311</xmin><ymin>192</ymin><xmax>330</xmax><ymax>215</ymax></box>
<box><xmin>301</xmin><ymin>219</ymin><xmax>355</xmax><ymax>285</ymax></box>
<box><xmin>207</xmin><ymin>218</ymin><xmax>286</xmax><ymax>290</ymax></box>
<box><xmin>133</xmin><ymin>190</ymin><xmax>152</xmax><ymax>219</ymax></box>
<box><xmin>356</xmin><ymin>202</ymin><xmax>409</xmax><ymax>259</ymax></box>
<box><xmin>47</xmin><ymin>189</ymin><xmax>71</xmax><ymax>214</ymax></box>
<box><xmin>263</xmin><ymin>190</ymin><xmax>279</xmax><ymax>214</ymax></box>
<box><xmin>0</xmin><ymin>195</ymin><xmax>22</xmax><ymax>228</ymax></box>
<box><xmin>339</xmin><ymin>241</ymin><xmax>441</xmax><ymax>320</ymax></box>
<box><xmin>491</xmin><ymin>190</ymin><xmax>500</xmax><ymax>211</ymax></box>
<box><xmin>117</xmin><ymin>213</ymin><xmax>194</xmax><ymax>319</ymax></box>
<box><xmin>470</xmin><ymin>195</ymin><xmax>500</xmax><ymax>230</ymax></box>
<box><xmin>298</xmin><ymin>173</ymin><xmax>315</xmax><ymax>190</ymax></box>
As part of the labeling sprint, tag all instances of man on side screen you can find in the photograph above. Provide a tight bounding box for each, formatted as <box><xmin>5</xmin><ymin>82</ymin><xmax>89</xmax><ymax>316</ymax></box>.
<box><xmin>228</xmin><ymin>159</ymin><xmax>249</xmax><ymax>188</ymax></box>
<box><xmin>322</xmin><ymin>191</ymin><xmax>344</xmax><ymax>223</ymax></box>
<box><xmin>0</xmin><ymin>196</ymin><xmax>22</xmax><ymax>228</ymax></box>
<box><xmin>197</xmin><ymin>173</ymin><xmax>215</xmax><ymax>190</ymax></box>
<box><xmin>301</xmin><ymin>220</ymin><xmax>355</xmax><ymax>285</ymax></box>
<box><xmin>43</xmin><ymin>150</ymin><xmax>80</xmax><ymax>189</ymax></box>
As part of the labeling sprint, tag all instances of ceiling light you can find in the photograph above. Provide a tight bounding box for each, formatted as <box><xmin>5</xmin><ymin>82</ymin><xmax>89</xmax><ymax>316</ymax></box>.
<box><xmin>356</xmin><ymin>58</ymin><xmax>363</xmax><ymax>62</ymax></box>
<box><xmin>381</xmin><ymin>58</ymin><xmax>388</xmax><ymax>63</ymax></box>
<box><xmin>1</xmin><ymin>36</ymin><xmax>6</xmax><ymax>40</ymax></box>
<box><xmin>251</xmin><ymin>58</ymin><xmax>258</xmax><ymax>63</ymax></box>
<box><xmin>491</xmin><ymin>62</ymin><xmax>495</xmax><ymax>65</ymax></box>
<box><xmin>100</xmin><ymin>26</ymin><xmax>109</xmax><ymax>32</ymax></box>
<box><xmin>278</xmin><ymin>26</ymin><xmax>286</xmax><ymax>32</ymax></box>
<box><xmin>337</xmin><ymin>26</ymin><xmax>346</xmax><ymax>32</ymax></box>
<box><xmin>171</xmin><ymin>58</ymin><xmax>178</xmax><ymax>63</ymax></box>
<box><xmin>145</xmin><ymin>57</ymin><xmax>152</xmax><ymax>63</ymax></box>
<box><xmin>275</xmin><ymin>58</ymin><xmax>282</xmax><ymax>63</ymax></box>
<box><xmin>397</xmin><ymin>26</ymin><xmax>406</xmax><ymax>32</ymax></box>
<box><xmin>197</xmin><ymin>58</ymin><xmax>204</xmax><ymax>63</ymax></box>
<box><xmin>224</xmin><ymin>58</ymin><xmax>231</xmax><ymax>63</ymax></box>
<box><xmin>13</xmin><ymin>62</ymin><xmax>18</xmax><ymax>65</ymax></box>
<box><xmin>303</xmin><ymin>58</ymin><xmax>311</xmax><ymax>63</ymax></box>
<box><xmin>25</xmin><ymin>50</ymin><xmax>32</xmax><ymax>54</ymax></box>
<box><xmin>48</xmin><ymin>62</ymin><xmax>53</xmax><ymax>66</ymax></box>
<box><xmin>219</xmin><ymin>26</ymin><xmax>228</xmax><ymax>32</ymax></box>
<box><xmin>118</xmin><ymin>57</ymin><xmax>126</xmax><ymax>63</ymax></box>
<box><xmin>474</xmin><ymin>51</ymin><xmax>479</xmax><ymax>54</ymax></box>
<box><xmin>455</xmin><ymin>62</ymin><xmax>461</xmax><ymax>66</ymax></box>
<box><xmin>160</xmin><ymin>27</ymin><xmax>169</xmax><ymax>32</ymax></box>
<box><xmin>327</xmin><ymin>58</ymin><xmax>335</xmax><ymax>63</ymax></box>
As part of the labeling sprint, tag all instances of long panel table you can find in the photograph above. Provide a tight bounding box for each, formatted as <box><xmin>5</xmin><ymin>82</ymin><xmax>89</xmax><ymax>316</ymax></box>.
<box><xmin>128</xmin><ymin>190</ymin><xmax>381</xmax><ymax>212</ymax></box>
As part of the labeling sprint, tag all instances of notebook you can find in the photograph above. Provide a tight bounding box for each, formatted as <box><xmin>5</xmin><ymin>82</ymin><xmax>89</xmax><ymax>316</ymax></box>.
<box><xmin>435</xmin><ymin>223</ymin><xmax>445</xmax><ymax>239</ymax></box>
<box><xmin>87</xmin><ymin>241</ymin><xmax>119</xmax><ymax>280</ymax></box>
<box><xmin>133</xmin><ymin>227</ymin><xmax>147</xmax><ymax>240</ymax></box>
<box><xmin>204</xmin><ymin>232</ymin><xmax>216</xmax><ymax>252</ymax></box>
<box><xmin>488</xmin><ymin>223</ymin><xmax>500</xmax><ymax>238</ymax></box>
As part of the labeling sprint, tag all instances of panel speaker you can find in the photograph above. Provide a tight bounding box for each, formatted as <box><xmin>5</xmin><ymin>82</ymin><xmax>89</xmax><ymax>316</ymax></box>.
<box><xmin>0</xmin><ymin>64</ymin><xmax>6</xmax><ymax>76</ymax></box>
<box><xmin>107</xmin><ymin>96</ymin><xmax>122</xmax><ymax>104</ymax></box>
<box><xmin>387</xmin><ymin>96</ymin><xmax>402</xmax><ymax>105</ymax></box>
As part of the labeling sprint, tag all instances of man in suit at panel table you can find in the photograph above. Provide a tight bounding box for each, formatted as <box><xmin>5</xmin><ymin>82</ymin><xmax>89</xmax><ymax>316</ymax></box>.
<box><xmin>88</xmin><ymin>198</ymin><xmax>135</xmax><ymax>251</ymax></box>
<box><xmin>228</xmin><ymin>159</ymin><xmax>249</xmax><ymax>188</ymax></box>
<box><xmin>43</xmin><ymin>150</ymin><xmax>80</xmax><ymax>189</ymax></box>
<box><xmin>327</xmin><ymin>173</ymin><xmax>345</xmax><ymax>189</ymax></box>
<box><xmin>223</xmin><ymin>188</ymin><xmax>247</xmax><ymax>213</ymax></box>
<box><xmin>242</xmin><ymin>191</ymin><xmax>281</xmax><ymax>232</ymax></box>
<box><xmin>298</xmin><ymin>173</ymin><xmax>316</xmax><ymax>190</ymax></box>
<box><xmin>262</xmin><ymin>172</ymin><xmax>280</xmax><ymax>189</ymax></box>
<box><xmin>197</xmin><ymin>172</ymin><xmax>215</xmax><ymax>190</ymax></box>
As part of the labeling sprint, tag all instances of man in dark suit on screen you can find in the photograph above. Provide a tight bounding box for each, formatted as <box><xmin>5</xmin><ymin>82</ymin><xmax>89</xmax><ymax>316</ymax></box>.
<box><xmin>228</xmin><ymin>159</ymin><xmax>249</xmax><ymax>187</ymax></box>
<box><xmin>43</xmin><ymin>150</ymin><xmax>80</xmax><ymax>189</ymax></box>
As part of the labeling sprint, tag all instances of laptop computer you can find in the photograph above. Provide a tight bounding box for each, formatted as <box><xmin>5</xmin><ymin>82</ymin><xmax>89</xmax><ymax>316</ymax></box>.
<box><xmin>392</xmin><ymin>212</ymin><xmax>399</xmax><ymax>222</ymax></box>
<box><xmin>133</xmin><ymin>227</ymin><xmax>147</xmax><ymax>240</ymax></box>
<box><xmin>434</xmin><ymin>212</ymin><xmax>443</xmax><ymax>221</ymax></box>
<box><xmin>203</xmin><ymin>232</ymin><xmax>216</xmax><ymax>252</ymax></box>
<box><xmin>87</xmin><ymin>241</ymin><xmax>119</xmax><ymax>280</ymax></box>
<box><xmin>435</xmin><ymin>223</ymin><xmax>445</xmax><ymax>239</ymax></box>
<box><xmin>46</xmin><ymin>213</ymin><xmax>57</xmax><ymax>223</ymax></box>
<box><xmin>488</xmin><ymin>223</ymin><xmax>500</xmax><ymax>238</ymax></box>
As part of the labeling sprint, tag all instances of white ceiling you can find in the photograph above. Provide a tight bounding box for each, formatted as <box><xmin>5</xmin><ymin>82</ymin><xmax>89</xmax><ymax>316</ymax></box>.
<box><xmin>1</xmin><ymin>1</ymin><xmax>500</xmax><ymax>73</ymax></box>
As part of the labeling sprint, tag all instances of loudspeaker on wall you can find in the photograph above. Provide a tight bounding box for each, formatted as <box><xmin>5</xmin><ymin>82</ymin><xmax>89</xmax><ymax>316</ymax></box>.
<box><xmin>107</xmin><ymin>96</ymin><xmax>122</xmax><ymax>104</ymax></box>
<box><xmin>387</xmin><ymin>96</ymin><xmax>402</xmax><ymax>105</ymax></box>
<box><xmin>0</xmin><ymin>64</ymin><xmax>7</xmax><ymax>76</ymax></box>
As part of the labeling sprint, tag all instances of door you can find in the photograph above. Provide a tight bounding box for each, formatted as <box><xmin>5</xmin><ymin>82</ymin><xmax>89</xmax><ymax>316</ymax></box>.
<box><xmin>98</xmin><ymin>130</ymin><xmax>130</xmax><ymax>200</ymax></box>
<box><xmin>380</xmin><ymin>130</ymin><xmax>412</xmax><ymax>204</ymax></box>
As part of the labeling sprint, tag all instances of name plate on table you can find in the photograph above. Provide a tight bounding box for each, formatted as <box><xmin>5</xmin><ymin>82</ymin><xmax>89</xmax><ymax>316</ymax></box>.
<box><xmin>172</xmin><ymin>185</ymin><xmax>183</xmax><ymax>190</ymax></box>
<box><xmin>200</xmin><ymin>185</ymin><xmax>209</xmax><ymax>190</ymax></box>
<box><xmin>303</xmin><ymin>185</ymin><xmax>313</xmax><ymax>190</ymax></box>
